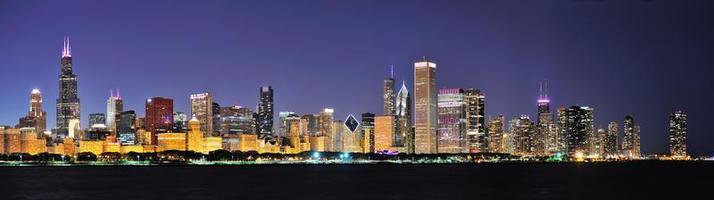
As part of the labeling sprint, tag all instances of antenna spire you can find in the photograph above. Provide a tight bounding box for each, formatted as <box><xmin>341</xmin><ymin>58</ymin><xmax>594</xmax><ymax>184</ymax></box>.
<box><xmin>62</xmin><ymin>36</ymin><xmax>72</xmax><ymax>57</ymax></box>
<box><xmin>390</xmin><ymin>65</ymin><xmax>394</xmax><ymax>79</ymax></box>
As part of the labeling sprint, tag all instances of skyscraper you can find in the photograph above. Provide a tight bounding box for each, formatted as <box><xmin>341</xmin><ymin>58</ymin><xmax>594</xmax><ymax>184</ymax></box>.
<box><xmin>258</xmin><ymin>86</ymin><xmax>274</xmax><ymax>138</ymax></box>
<box><xmin>145</xmin><ymin>97</ymin><xmax>174</xmax><ymax>143</ymax></box>
<box><xmin>319</xmin><ymin>108</ymin><xmax>335</xmax><ymax>151</ymax></box>
<box><xmin>464</xmin><ymin>88</ymin><xmax>486</xmax><ymax>153</ymax></box>
<box><xmin>278</xmin><ymin>111</ymin><xmax>296</xmax><ymax>138</ymax></box>
<box><xmin>383</xmin><ymin>65</ymin><xmax>395</xmax><ymax>115</ymax></box>
<box><xmin>56</xmin><ymin>37</ymin><xmax>80</xmax><ymax>137</ymax></box>
<box><xmin>106</xmin><ymin>89</ymin><xmax>123</xmax><ymax>132</ymax></box>
<box><xmin>212</xmin><ymin>102</ymin><xmax>221</xmax><ymax>136</ymax></box>
<box><xmin>17</xmin><ymin>89</ymin><xmax>46</xmax><ymax>133</ymax></box>
<box><xmin>394</xmin><ymin>81</ymin><xmax>413</xmax><ymax>154</ymax></box>
<box><xmin>487</xmin><ymin>115</ymin><xmax>505</xmax><ymax>153</ymax></box>
<box><xmin>605</xmin><ymin>122</ymin><xmax>619</xmax><ymax>157</ymax></box>
<box><xmin>622</xmin><ymin>115</ymin><xmax>637</xmax><ymax>158</ymax></box>
<box><xmin>437</xmin><ymin>88</ymin><xmax>466</xmax><ymax>153</ymax></box>
<box><xmin>414</xmin><ymin>58</ymin><xmax>437</xmax><ymax>154</ymax></box>
<box><xmin>118</xmin><ymin>110</ymin><xmax>137</xmax><ymax>145</ymax></box>
<box><xmin>361</xmin><ymin>113</ymin><xmax>375</xmax><ymax>153</ymax></box>
<box><xmin>536</xmin><ymin>82</ymin><xmax>556</xmax><ymax>156</ymax></box>
<box><xmin>669</xmin><ymin>110</ymin><xmax>687</xmax><ymax>158</ymax></box>
<box><xmin>513</xmin><ymin>115</ymin><xmax>536</xmax><ymax>156</ymax></box>
<box><xmin>562</xmin><ymin>106</ymin><xmax>594</xmax><ymax>157</ymax></box>
<box><xmin>190</xmin><ymin>92</ymin><xmax>213</xmax><ymax>135</ymax></box>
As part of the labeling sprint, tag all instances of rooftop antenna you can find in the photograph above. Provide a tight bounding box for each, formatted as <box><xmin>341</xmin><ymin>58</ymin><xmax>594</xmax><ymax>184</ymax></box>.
<box><xmin>390</xmin><ymin>64</ymin><xmax>394</xmax><ymax>79</ymax></box>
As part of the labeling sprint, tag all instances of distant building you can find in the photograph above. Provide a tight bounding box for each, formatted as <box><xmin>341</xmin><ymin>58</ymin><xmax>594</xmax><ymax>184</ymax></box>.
<box><xmin>414</xmin><ymin>58</ymin><xmax>437</xmax><ymax>154</ymax></box>
<box><xmin>374</xmin><ymin>115</ymin><xmax>395</xmax><ymax>152</ymax></box>
<box><xmin>669</xmin><ymin>110</ymin><xmax>687</xmax><ymax>158</ymax></box>
<box><xmin>212</xmin><ymin>102</ymin><xmax>221</xmax><ymax>136</ymax></box>
<box><xmin>536</xmin><ymin>82</ymin><xmax>555</xmax><ymax>156</ymax></box>
<box><xmin>622</xmin><ymin>115</ymin><xmax>638</xmax><ymax>158</ymax></box>
<box><xmin>394</xmin><ymin>81</ymin><xmax>413</xmax><ymax>153</ymax></box>
<box><xmin>220</xmin><ymin>106</ymin><xmax>256</xmax><ymax>135</ymax></box>
<box><xmin>513</xmin><ymin>115</ymin><xmax>535</xmax><ymax>156</ymax></box>
<box><xmin>106</xmin><ymin>89</ymin><xmax>123</xmax><ymax>132</ymax></box>
<box><xmin>258</xmin><ymin>86</ymin><xmax>274</xmax><ymax>138</ymax></box>
<box><xmin>319</xmin><ymin>108</ymin><xmax>334</xmax><ymax>151</ymax></box>
<box><xmin>437</xmin><ymin>88</ymin><xmax>466</xmax><ymax>153</ymax></box>
<box><xmin>118</xmin><ymin>110</ymin><xmax>137</xmax><ymax>145</ymax></box>
<box><xmin>487</xmin><ymin>115</ymin><xmax>505</xmax><ymax>153</ymax></box>
<box><xmin>145</xmin><ymin>97</ymin><xmax>174</xmax><ymax>143</ymax></box>
<box><xmin>361</xmin><ymin>113</ymin><xmax>375</xmax><ymax>153</ymax></box>
<box><xmin>561</xmin><ymin>106</ymin><xmax>594</xmax><ymax>157</ymax></box>
<box><xmin>464</xmin><ymin>88</ymin><xmax>486</xmax><ymax>153</ymax></box>
<box><xmin>56</xmin><ymin>37</ymin><xmax>81</xmax><ymax>137</ymax></box>
<box><xmin>173</xmin><ymin>112</ymin><xmax>188</xmax><ymax>132</ymax></box>
<box><xmin>17</xmin><ymin>89</ymin><xmax>47</xmax><ymax>133</ymax></box>
<box><xmin>604</xmin><ymin>122</ymin><xmax>619</xmax><ymax>157</ymax></box>
<box><xmin>190</xmin><ymin>92</ymin><xmax>213</xmax><ymax>135</ymax></box>
<box><xmin>88</xmin><ymin>113</ymin><xmax>106</xmax><ymax>128</ymax></box>
<box><xmin>383</xmin><ymin>65</ymin><xmax>395</xmax><ymax>115</ymax></box>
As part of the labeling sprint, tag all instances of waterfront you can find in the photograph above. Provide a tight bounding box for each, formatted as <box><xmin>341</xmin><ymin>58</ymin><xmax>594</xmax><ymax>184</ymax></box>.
<box><xmin>1</xmin><ymin>161</ymin><xmax>711</xmax><ymax>199</ymax></box>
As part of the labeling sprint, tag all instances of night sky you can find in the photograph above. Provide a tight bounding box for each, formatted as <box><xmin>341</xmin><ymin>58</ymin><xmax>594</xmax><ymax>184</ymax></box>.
<box><xmin>1</xmin><ymin>0</ymin><xmax>712</xmax><ymax>155</ymax></box>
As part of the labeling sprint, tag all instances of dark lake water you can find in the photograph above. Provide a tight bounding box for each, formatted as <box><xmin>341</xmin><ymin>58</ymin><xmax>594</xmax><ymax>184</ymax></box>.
<box><xmin>0</xmin><ymin>161</ymin><xmax>711</xmax><ymax>200</ymax></box>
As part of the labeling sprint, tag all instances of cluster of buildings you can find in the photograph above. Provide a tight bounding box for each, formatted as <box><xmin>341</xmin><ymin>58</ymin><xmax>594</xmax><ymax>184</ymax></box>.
<box><xmin>0</xmin><ymin>38</ymin><xmax>691</xmax><ymax>160</ymax></box>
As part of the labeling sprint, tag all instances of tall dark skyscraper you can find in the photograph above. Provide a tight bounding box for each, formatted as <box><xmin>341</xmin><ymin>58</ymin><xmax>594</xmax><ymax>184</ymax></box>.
<box><xmin>118</xmin><ymin>110</ymin><xmax>137</xmax><ymax>145</ymax></box>
<box><xmin>562</xmin><ymin>106</ymin><xmax>594</xmax><ymax>157</ymax></box>
<box><xmin>536</xmin><ymin>82</ymin><xmax>555</xmax><ymax>155</ymax></box>
<box><xmin>145</xmin><ymin>97</ymin><xmax>174</xmax><ymax>143</ymax></box>
<box><xmin>258</xmin><ymin>86</ymin><xmax>274</xmax><ymax>138</ymax></box>
<box><xmin>212</xmin><ymin>101</ymin><xmax>221</xmax><ymax>136</ymax></box>
<box><xmin>605</xmin><ymin>122</ymin><xmax>619</xmax><ymax>157</ymax></box>
<box><xmin>56</xmin><ymin>37</ymin><xmax>80</xmax><ymax>137</ymax></box>
<box><xmin>669</xmin><ymin>110</ymin><xmax>687</xmax><ymax>158</ymax></box>
<box><xmin>383</xmin><ymin>65</ymin><xmax>395</xmax><ymax>115</ymax></box>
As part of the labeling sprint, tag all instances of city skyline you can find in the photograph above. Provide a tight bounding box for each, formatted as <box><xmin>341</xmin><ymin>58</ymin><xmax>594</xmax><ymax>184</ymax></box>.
<box><xmin>1</xmin><ymin>1</ymin><xmax>712</xmax><ymax>154</ymax></box>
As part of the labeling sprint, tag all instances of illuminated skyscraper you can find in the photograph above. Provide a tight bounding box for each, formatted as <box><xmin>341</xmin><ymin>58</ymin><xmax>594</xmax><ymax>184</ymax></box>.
<box><xmin>622</xmin><ymin>115</ymin><xmax>637</xmax><ymax>158</ymax></box>
<box><xmin>487</xmin><ymin>115</ymin><xmax>505</xmax><ymax>153</ymax></box>
<box><xmin>669</xmin><ymin>110</ymin><xmax>687</xmax><ymax>158</ymax></box>
<box><xmin>536</xmin><ymin>82</ymin><xmax>556</xmax><ymax>156</ymax></box>
<box><xmin>414</xmin><ymin>58</ymin><xmax>437</xmax><ymax>154</ymax></box>
<box><xmin>190</xmin><ymin>92</ymin><xmax>213</xmax><ymax>135</ymax></box>
<box><xmin>106</xmin><ymin>89</ymin><xmax>123</xmax><ymax>132</ymax></box>
<box><xmin>437</xmin><ymin>88</ymin><xmax>466</xmax><ymax>153</ymax></box>
<box><xmin>374</xmin><ymin>115</ymin><xmax>395</xmax><ymax>152</ymax></box>
<box><xmin>604</xmin><ymin>122</ymin><xmax>619</xmax><ymax>157</ymax></box>
<box><xmin>17</xmin><ymin>89</ymin><xmax>46</xmax><ymax>133</ymax></box>
<box><xmin>394</xmin><ymin>81</ymin><xmax>413</xmax><ymax>153</ymax></box>
<box><xmin>301</xmin><ymin>114</ymin><xmax>320</xmax><ymax>137</ymax></box>
<box><xmin>258</xmin><ymin>86</ymin><xmax>274</xmax><ymax>138</ymax></box>
<box><xmin>56</xmin><ymin>37</ymin><xmax>80</xmax><ymax>137</ymax></box>
<box><xmin>384</xmin><ymin>65</ymin><xmax>395</xmax><ymax>115</ymax></box>
<box><xmin>145</xmin><ymin>97</ymin><xmax>174</xmax><ymax>143</ymax></box>
<box><xmin>593</xmin><ymin>126</ymin><xmax>606</xmax><ymax>157</ymax></box>
<box><xmin>513</xmin><ymin>115</ymin><xmax>535</xmax><ymax>156</ymax></box>
<box><xmin>361</xmin><ymin>113</ymin><xmax>375</xmax><ymax>153</ymax></box>
<box><xmin>319</xmin><ymin>108</ymin><xmax>334</xmax><ymax>151</ymax></box>
<box><xmin>633</xmin><ymin>125</ymin><xmax>641</xmax><ymax>158</ymax></box>
<box><xmin>562</xmin><ymin>106</ymin><xmax>594</xmax><ymax>156</ymax></box>
<box><xmin>464</xmin><ymin>88</ymin><xmax>486</xmax><ymax>153</ymax></box>
<box><xmin>218</xmin><ymin>106</ymin><xmax>256</xmax><ymax>135</ymax></box>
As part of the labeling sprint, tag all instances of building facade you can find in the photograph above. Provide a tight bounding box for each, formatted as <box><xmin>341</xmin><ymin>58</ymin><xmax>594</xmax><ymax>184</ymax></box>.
<box><xmin>190</xmin><ymin>92</ymin><xmax>213</xmax><ymax>135</ymax></box>
<box><xmin>258</xmin><ymin>86</ymin><xmax>274</xmax><ymax>138</ymax></box>
<box><xmin>145</xmin><ymin>97</ymin><xmax>174</xmax><ymax>143</ymax></box>
<box><xmin>437</xmin><ymin>88</ymin><xmax>466</xmax><ymax>153</ymax></box>
<box><xmin>464</xmin><ymin>88</ymin><xmax>486</xmax><ymax>153</ymax></box>
<box><xmin>669</xmin><ymin>110</ymin><xmax>687</xmax><ymax>158</ymax></box>
<box><xmin>56</xmin><ymin>37</ymin><xmax>80</xmax><ymax>137</ymax></box>
<box><xmin>414</xmin><ymin>59</ymin><xmax>437</xmax><ymax>154</ymax></box>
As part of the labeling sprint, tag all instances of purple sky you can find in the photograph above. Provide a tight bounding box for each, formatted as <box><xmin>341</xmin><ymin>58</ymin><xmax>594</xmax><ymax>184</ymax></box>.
<box><xmin>1</xmin><ymin>0</ymin><xmax>712</xmax><ymax>154</ymax></box>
